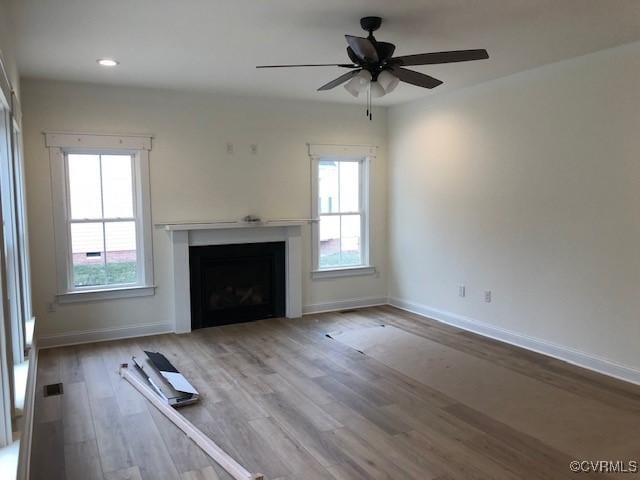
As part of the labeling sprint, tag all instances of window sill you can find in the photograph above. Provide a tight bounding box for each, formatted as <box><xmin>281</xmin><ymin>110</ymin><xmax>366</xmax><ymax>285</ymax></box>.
<box><xmin>57</xmin><ymin>285</ymin><xmax>156</xmax><ymax>304</ymax></box>
<box><xmin>311</xmin><ymin>265</ymin><xmax>376</xmax><ymax>279</ymax></box>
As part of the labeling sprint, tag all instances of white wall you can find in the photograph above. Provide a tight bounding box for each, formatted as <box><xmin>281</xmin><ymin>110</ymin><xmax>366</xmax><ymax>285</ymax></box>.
<box><xmin>22</xmin><ymin>79</ymin><xmax>387</xmax><ymax>337</ymax></box>
<box><xmin>388</xmin><ymin>41</ymin><xmax>640</xmax><ymax>373</ymax></box>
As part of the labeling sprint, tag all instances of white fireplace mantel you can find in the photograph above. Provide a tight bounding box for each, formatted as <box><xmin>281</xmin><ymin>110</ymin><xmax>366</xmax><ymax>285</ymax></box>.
<box><xmin>164</xmin><ymin>220</ymin><xmax>305</xmax><ymax>333</ymax></box>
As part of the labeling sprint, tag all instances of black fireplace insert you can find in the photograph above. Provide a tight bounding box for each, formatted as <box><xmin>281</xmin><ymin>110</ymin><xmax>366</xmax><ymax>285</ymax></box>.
<box><xmin>189</xmin><ymin>242</ymin><xmax>285</xmax><ymax>329</ymax></box>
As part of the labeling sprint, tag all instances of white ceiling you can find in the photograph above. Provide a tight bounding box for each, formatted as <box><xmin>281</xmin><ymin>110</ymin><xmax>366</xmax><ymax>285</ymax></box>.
<box><xmin>12</xmin><ymin>0</ymin><xmax>640</xmax><ymax>105</ymax></box>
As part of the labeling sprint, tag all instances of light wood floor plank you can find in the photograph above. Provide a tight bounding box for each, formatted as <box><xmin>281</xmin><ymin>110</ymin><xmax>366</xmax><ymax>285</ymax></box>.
<box><xmin>118</xmin><ymin>410</ymin><xmax>181</xmax><ymax>480</ymax></box>
<box><xmin>62</xmin><ymin>381</ymin><xmax>96</xmax><ymax>444</ymax></box>
<box><xmin>90</xmin><ymin>395</ymin><xmax>135</xmax><ymax>474</ymax></box>
<box><xmin>64</xmin><ymin>439</ymin><xmax>104</xmax><ymax>480</ymax></box>
<box><xmin>104</xmin><ymin>466</ymin><xmax>143</xmax><ymax>480</ymax></box>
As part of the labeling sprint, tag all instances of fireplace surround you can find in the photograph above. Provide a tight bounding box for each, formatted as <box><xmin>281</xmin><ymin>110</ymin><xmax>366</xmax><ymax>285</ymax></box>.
<box><xmin>162</xmin><ymin>220</ymin><xmax>304</xmax><ymax>333</ymax></box>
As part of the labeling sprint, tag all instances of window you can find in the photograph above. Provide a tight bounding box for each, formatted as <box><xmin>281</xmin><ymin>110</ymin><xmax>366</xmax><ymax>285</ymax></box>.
<box><xmin>310</xmin><ymin>144</ymin><xmax>376</xmax><ymax>278</ymax></box>
<box><xmin>47</xmin><ymin>133</ymin><xmax>154</xmax><ymax>302</ymax></box>
<box><xmin>68</xmin><ymin>153</ymin><xmax>138</xmax><ymax>287</ymax></box>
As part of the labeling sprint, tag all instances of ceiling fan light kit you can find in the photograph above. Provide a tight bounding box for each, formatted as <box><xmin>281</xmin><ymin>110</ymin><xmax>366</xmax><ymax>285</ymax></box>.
<box><xmin>377</xmin><ymin>70</ymin><xmax>400</xmax><ymax>94</ymax></box>
<box><xmin>257</xmin><ymin>16</ymin><xmax>489</xmax><ymax>120</ymax></box>
<box><xmin>344</xmin><ymin>70</ymin><xmax>372</xmax><ymax>97</ymax></box>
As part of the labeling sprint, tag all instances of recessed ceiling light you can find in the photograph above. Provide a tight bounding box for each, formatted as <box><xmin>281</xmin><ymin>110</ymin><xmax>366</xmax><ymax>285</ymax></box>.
<box><xmin>97</xmin><ymin>58</ymin><xmax>119</xmax><ymax>67</ymax></box>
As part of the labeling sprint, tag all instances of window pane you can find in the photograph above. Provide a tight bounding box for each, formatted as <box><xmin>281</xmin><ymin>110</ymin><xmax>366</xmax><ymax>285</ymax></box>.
<box><xmin>71</xmin><ymin>222</ymin><xmax>106</xmax><ymax>287</ymax></box>
<box><xmin>68</xmin><ymin>154</ymin><xmax>102</xmax><ymax>219</ymax></box>
<box><xmin>340</xmin><ymin>214</ymin><xmax>362</xmax><ymax>266</ymax></box>
<box><xmin>319</xmin><ymin>215</ymin><xmax>340</xmax><ymax>268</ymax></box>
<box><xmin>318</xmin><ymin>160</ymin><xmax>339</xmax><ymax>213</ymax></box>
<box><xmin>105</xmin><ymin>221</ymin><xmax>137</xmax><ymax>284</ymax></box>
<box><xmin>339</xmin><ymin>161</ymin><xmax>359</xmax><ymax>212</ymax></box>
<box><xmin>102</xmin><ymin>155</ymin><xmax>134</xmax><ymax>218</ymax></box>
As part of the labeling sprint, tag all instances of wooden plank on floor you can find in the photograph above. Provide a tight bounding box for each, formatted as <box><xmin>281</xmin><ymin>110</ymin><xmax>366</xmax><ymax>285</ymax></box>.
<box><xmin>248</xmin><ymin>416</ymin><xmax>334</xmax><ymax>480</ymax></box>
<box><xmin>30</xmin><ymin>420</ymin><xmax>65</xmax><ymax>480</ymax></box>
<box><xmin>90</xmin><ymin>395</ymin><xmax>135</xmax><ymax>474</ymax></box>
<box><xmin>261</xmin><ymin>374</ymin><xmax>342</xmax><ymax>432</ymax></box>
<box><xmin>119</xmin><ymin>410</ymin><xmax>181</xmax><ymax>480</ymax></box>
<box><xmin>80</xmin><ymin>344</ymin><xmax>116</xmax><ymax>400</ymax></box>
<box><xmin>62</xmin><ymin>381</ymin><xmax>96</xmax><ymax>444</ymax></box>
<box><xmin>104</xmin><ymin>466</ymin><xmax>143</xmax><ymax>480</ymax></box>
<box><xmin>323</xmin><ymin>428</ymin><xmax>413</xmax><ymax>480</ymax></box>
<box><xmin>321</xmin><ymin>401</ymin><xmax>444</xmax><ymax>479</ymax></box>
<box><xmin>200</xmin><ymin>400</ymin><xmax>290</xmax><ymax>479</ymax></box>
<box><xmin>64</xmin><ymin>439</ymin><xmax>104</xmax><ymax>480</ymax></box>
<box><xmin>312</xmin><ymin>376</ymin><xmax>410</xmax><ymax>435</ymax></box>
<box><xmin>59</xmin><ymin>346</ymin><xmax>85</xmax><ymax>385</ymax></box>
<box><xmin>256</xmin><ymin>392</ymin><xmax>346</xmax><ymax>468</ymax></box>
<box><xmin>101</xmin><ymin>342</ymin><xmax>149</xmax><ymax>416</ymax></box>
<box><xmin>147</xmin><ymin>403</ymin><xmax>214</xmax><ymax>474</ymax></box>
<box><xmin>181</xmin><ymin>466</ymin><xmax>221</xmax><ymax>480</ymax></box>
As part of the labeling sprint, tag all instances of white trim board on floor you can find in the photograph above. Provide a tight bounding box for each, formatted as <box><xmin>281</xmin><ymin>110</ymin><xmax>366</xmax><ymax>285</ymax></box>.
<box><xmin>387</xmin><ymin>297</ymin><xmax>640</xmax><ymax>387</ymax></box>
<box><xmin>37</xmin><ymin>322</ymin><xmax>174</xmax><ymax>349</ymax></box>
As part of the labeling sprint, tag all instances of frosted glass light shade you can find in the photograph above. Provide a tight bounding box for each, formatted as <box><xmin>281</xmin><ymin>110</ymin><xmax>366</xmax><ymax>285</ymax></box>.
<box><xmin>344</xmin><ymin>70</ymin><xmax>372</xmax><ymax>97</ymax></box>
<box><xmin>378</xmin><ymin>70</ymin><xmax>400</xmax><ymax>93</ymax></box>
<box><xmin>370</xmin><ymin>81</ymin><xmax>386</xmax><ymax>98</ymax></box>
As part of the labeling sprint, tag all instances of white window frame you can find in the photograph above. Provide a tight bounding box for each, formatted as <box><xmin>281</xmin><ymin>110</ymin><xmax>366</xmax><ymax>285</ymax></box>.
<box><xmin>0</xmin><ymin>63</ymin><xmax>14</xmax><ymax>448</ymax></box>
<box><xmin>10</xmin><ymin>99</ymin><xmax>33</xmax><ymax>347</ymax></box>
<box><xmin>309</xmin><ymin>144</ymin><xmax>376</xmax><ymax>279</ymax></box>
<box><xmin>46</xmin><ymin>132</ymin><xmax>155</xmax><ymax>302</ymax></box>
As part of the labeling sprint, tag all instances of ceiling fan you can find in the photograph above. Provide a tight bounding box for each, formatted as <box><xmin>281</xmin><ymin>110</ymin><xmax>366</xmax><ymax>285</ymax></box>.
<box><xmin>257</xmin><ymin>16</ymin><xmax>489</xmax><ymax>119</ymax></box>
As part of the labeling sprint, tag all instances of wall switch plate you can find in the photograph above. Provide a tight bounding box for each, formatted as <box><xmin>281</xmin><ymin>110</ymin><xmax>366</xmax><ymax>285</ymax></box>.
<box><xmin>226</xmin><ymin>142</ymin><xmax>234</xmax><ymax>155</ymax></box>
<box><xmin>484</xmin><ymin>290</ymin><xmax>492</xmax><ymax>303</ymax></box>
<box><xmin>47</xmin><ymin>302</ymin><xmax>56</xmax><ymax>313</ymax></box>
<box><xmin>458</xmin><ymin>285</ymin><xmax>466</xmax><ymax>298</ymax></box>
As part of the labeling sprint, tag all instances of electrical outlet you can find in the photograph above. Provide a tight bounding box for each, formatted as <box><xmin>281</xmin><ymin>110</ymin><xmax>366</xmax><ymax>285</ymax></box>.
<box><xmin>484</xmin><ymin>290</ymin><xmax>492</xmax><ymax>303</ymax></box>
<box><xmin>250</xmin><ymin>144</ymin><xmax>258</xmax><ymax>155</ymax></box>
<box><xmin>226</xmin><ymin>142</ymin><xmax>234</xmax><ymax>155</ymax></box>
<box><xmin>458</xmin><ymin>285</ymin><xmax>466</xmax><ymax>298</ymax></box>
<box><xmin>47</xmin><ymin>302</ymin><xmax>56</xmax><ymax>313</ymax></box>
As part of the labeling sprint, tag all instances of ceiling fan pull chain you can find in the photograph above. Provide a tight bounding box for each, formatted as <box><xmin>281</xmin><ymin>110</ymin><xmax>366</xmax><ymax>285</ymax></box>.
<box><xmin>365</xmin><ymin>83</ymin><xmax>369</xmax><ymax>118</ymax></box>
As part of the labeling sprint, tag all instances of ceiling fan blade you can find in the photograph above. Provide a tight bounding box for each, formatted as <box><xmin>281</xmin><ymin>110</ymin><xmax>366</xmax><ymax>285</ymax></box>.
<box><xmin>388</xmin><ymin>49</ymin><xmax>489</xmax><ymax>66</ymax></box>
<box><xmin>256</xmin><ymin>63</ymin><xmax>357</xmax><ymax>68</ymax></box>
<box><xmin>375</xmin><ymin>42</ymin><xmax>396</xmax><ymax>61</ymax></box>
<box><xmin>347</xmin><ymin>46</ymin><xmax>360</xmax><ymax>65</ymax></box>
<box><xmin>345</xmin><ymin>35</ymin><xmax>379</xmax><ymax>63</ymax></box>
<box><xmin>317</xmin><ymin>69</ymin><xmax>362</xmax><ymax>91</ymax></box>
<box><xmin>390</xmin><ymin>67</ymin><xmax>443</xmax><ymax>89</ymax></box>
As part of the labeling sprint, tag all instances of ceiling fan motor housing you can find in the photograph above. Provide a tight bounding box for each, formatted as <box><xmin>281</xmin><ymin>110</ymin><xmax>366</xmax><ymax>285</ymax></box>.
<box><xmin>360</xmin><ymin>16</ymin><xmax>382</xmax><ymax>34</ymax></box>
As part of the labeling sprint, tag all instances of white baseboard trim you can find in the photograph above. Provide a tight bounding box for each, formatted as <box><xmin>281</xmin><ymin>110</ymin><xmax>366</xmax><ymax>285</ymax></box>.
<box><xmin>388</xmin><ymin>297</ymin><xmax>640</xmax><ymax>386</ymax></box>
<box><xmin>303</xmin><ymin>297</ymin><xmax>388</xmax><ymax>315</ymax></box>
<box><xmin>37</xmin><ymin>322</ymin><xmax>174</xmax><ymax>349</ymax></box>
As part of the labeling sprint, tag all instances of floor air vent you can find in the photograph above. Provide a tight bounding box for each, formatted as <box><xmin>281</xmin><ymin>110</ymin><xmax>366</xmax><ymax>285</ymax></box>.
<box><xmin>43</xmin><ymin>383</ymin><xmax>64</xmax><ymax>397</ymax></box>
